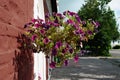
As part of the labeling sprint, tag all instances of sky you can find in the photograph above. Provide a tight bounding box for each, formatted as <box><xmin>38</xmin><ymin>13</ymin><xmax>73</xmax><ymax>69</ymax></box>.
<box><xmin>59</xmin><ymin>0</ymin><xmax>120</xmax><ymax>30</ymax></box>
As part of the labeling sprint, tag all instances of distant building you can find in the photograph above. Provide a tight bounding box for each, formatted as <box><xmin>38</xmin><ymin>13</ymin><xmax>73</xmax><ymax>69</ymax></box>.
<box><xmin>111</xmin><ymin>40</ymin><xmax>120</xmax><ymax>47</ymax></box>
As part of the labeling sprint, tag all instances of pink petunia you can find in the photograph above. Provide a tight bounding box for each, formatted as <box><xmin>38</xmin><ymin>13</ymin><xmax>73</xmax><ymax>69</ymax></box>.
<box><xmin>74</xmin><ymin>55</ymin><xmax>79</xmax><ymax>63</ymax></box>
<box><xmin>43</xmin><ymin>38</ymin><xmax>50</xmax><ymax>44</ymax></box>
<box><xmin>31</xmin><ymin>35</ymin><xmax>37</xmax><ymax>41</ymax></box>
<box><xmin>50</xmin><ymin>61</ymin><xmax>56</xmax><ymax>68</ymax></box>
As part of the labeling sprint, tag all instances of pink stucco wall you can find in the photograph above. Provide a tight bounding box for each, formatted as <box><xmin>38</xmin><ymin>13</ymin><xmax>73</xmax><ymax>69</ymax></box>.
<box><xmin>0</xmin><ymin>0</ymin><xmax>34</xmax><ymax>80</ymax></box>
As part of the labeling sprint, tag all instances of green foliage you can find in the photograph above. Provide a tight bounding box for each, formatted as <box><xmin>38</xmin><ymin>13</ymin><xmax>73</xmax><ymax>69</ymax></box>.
<box><xmin>78</xmin><ymin>0</ymin><xmax>119</xmax><ymax>56</ymax></box>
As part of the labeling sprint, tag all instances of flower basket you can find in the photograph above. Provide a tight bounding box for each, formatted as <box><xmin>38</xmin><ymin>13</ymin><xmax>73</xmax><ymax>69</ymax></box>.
<box><xmin>24</xmin><ymin>11</ymin><xmax>99</xmax><ymax>68</ymax></box>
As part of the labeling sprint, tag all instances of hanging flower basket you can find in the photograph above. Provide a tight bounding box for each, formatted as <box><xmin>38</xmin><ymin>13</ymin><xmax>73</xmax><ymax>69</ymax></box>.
<box><xmin>24</xmin><ymin>11</ymin><xmax>99</xmax><ymax>68</ymax></box>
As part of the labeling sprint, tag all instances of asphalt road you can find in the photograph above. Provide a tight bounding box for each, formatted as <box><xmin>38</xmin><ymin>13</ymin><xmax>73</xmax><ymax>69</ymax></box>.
<box><xmin>50</xmin><ymin>49</ymin><xmax>120</xmax><ymax>80</ymax></box>
<box><xmin>51</xmin><ymin>57</ymin><xmax>120</xmax><ymax>80</ymax></box>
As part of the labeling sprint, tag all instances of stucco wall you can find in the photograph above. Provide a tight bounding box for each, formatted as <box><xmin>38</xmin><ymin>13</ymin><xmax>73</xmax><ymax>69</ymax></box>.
<box><xmin>0</xmin><ymin>0</ymin><xmax>33</xmax><ymax>80</ymax></box>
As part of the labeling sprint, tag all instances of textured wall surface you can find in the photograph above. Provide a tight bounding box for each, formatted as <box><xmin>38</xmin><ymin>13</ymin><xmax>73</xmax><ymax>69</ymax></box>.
<box><xmin>0</xmin><ymin>0</ymin><xmax>34</xmax><ymax>80</ymax></box>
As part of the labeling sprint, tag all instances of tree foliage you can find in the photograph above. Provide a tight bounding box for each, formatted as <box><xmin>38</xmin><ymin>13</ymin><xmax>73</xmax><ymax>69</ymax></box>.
<box><xmin>78</xmin><ymin>0</ymin><xmax>120</xmax><ymax>56</ymax></box>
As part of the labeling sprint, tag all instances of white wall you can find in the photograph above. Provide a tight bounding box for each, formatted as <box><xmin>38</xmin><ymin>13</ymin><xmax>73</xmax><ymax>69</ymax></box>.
<box><xmin>34</xmin><ymin>0</ymin><xmax>46</xmax><ymax>80</ymax></box>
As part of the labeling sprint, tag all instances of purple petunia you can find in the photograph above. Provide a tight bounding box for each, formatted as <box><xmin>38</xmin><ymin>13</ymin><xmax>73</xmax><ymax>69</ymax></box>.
<box><xmin>45</xmin><ymin>13</ymin><xmax>50</xmax><ymax>18</ymax></box>
<box><xmin>40</xmin><ymin>29</ymin><xmax>45</xmax><ymax>35</ymax></box>
<box><xmin>31</xmin><ymin>19</ymin><xmax>37</xmax><ymax>23</ymax></box>
<box><xmin>52</xmin><ymin>48</ymin><xmax>57</xmax><ymax>56</ymax></box>
<box><xmin>74</xmin><ymin>29</ymin><xmax>84</xmax><ymax>35</ymax></box>
<box><xmin>56</xmin><ymin>13</ymin><xmax>64</xmax><ymax>19</ymax></box>
<box><xmin>62</xmin><ymin>49</ymin><xmax>67</xmax><ymax>54</ymax></box>
<box><xmin>63</xmin><ymin>11</ymin><xmax>69</xmax><ymax>15</ymax></box>
<box><xmin>64</xmin><ymin>60</ymin><xmax>68</xmax><ymax>66</ymax></box>
<box><xmin>69</xmin><ymin>48</ymin><xmax>73</xmax><ymax>53</ymax></box>
<box><xmin>35</xmin><ymin>23</ymin><xmax>40</xmax><ymax>28</ymax></box>
<box><xmin>82</xmin><ymin>21</ymin><xmax>86</xmax><ymax>25</ymax></box>
<box><xmin>43</xmin><ymin>38</ymin><xmax>50</xmax><ymax>44</ymax></box>
<box><xmin>55</xmin><ymin>41</ymin><xmax>62</xmax><ymax>49</ymax></box>
<box><xmin>75</xmin><ymin>16</ymin><xmax>81</xmax><ymax>23</ymax></box>
<box><xmin>88</xmin><ymin>30</ymin><xmax>93</xmax><ymax>35</ymax></box>
<box><xmin>31</xmin><ymin>35</ymin><xmax>37</xmax><ymax>41</ymax></box>
<box><xmin>74</xmin><ymin>55</ymin><xmax>79</xmax><ymax>63</ymax></box>
<box><xmin>50</xmin><ymin>61</ymin><xmax>56</xmax><ymax>68</ymax></box>
<box><xmin>92</xmin><ymin>21</ymin><xmax>100</xmax><ymax>28</ymax></box>
<box><xmin>42</xmin><ymin>23</ymin><xmax>50</xmax><ymax>30</ymax></box>
<box><xmin>67</xmin><ymin>19</ymin><xmax>74</xmax><ymax>25</ymax></box>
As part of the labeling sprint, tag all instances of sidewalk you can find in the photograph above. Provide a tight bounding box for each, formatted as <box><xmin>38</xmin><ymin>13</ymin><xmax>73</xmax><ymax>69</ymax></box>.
<box><xmin>51</xmin><ymin>57</ymin><xmax>120</xmax><ymax>80</ymax></box>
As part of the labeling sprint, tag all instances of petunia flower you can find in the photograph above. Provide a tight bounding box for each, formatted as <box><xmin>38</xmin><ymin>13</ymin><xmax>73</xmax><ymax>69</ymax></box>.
<box><xmin>69</xmin><ymin>48</ymin><xmax>73</xmax><ymax>53</ymax></box>
<box><xmin>35</xmin><ymin>23</ymin><xmax>40</xmax><ymax>28</ymax></box>
<box><xmin>74</xmin><ymin>29</ymin><xmax>84</xmax><ymax>35</ymax></box>
<box><xmin>55</xmin><ymin>41</ymin><xmax>62</xmax><ymax>49</ymax></box>
<box><xmin>74</xmin><ymin>55</ymin><xmax>79</xmax><ymax>63</ymax></box>
<box><xmin>88</xmin><ymin>30</ymin><xmax>93</xmax><ymax>35</ymax></box>
<box><xmin>50</xmin><ymin>61</ymin><xmax>56</xmax><ymax>68</ymax></box>
<box><xmin>42</xmin><ymin>23</ymin><xmax>50</xmax><ymax>30</ymax></box>
<box><xmin>92</xmin><ymin>21</ymin><xmax>100</xmax><ymax>28</ymax></box>
<box><xmin>68</xmin><ymin>11</ymin><xmax>76</xmax><ymax>16</ymax></box>
<box><xmin>62</xmin><ymin>49</ymin><xmax>67</xmax><ymax>54</ymax></box>
<box><xmin>82</xmin><ymin>21</ymin><xmax>86</xmax><ymax>25</ymax></box>
<box><xmin>31</xmin><ymin>35</ymin><xmax>37</xmax><ymax>41</ymax></box>
<box><xmin>31</xmin><ymin>19</ymin><xmax>37</xmax><ymax>23</ymax></box>
<box><xmin>52</xmin><ymin>48</ymin><xmax>57</xmax><ymax>56</ymax></box>
<box><xmin>75</xmin><ymin>16</ymin><xmax>81</xmax><ymax>23</ymax></box>
<box><xmin>40</xmin><ymin>29</ymin><xmax>45</xmax><ymax>35</ymax></box>
<box><xmin>56</xmin><ymin>13</ymin><xmax>64</xmax><ymax>19</ymax></box>
<box><xmin>67</xmin><ymin>19</ymin><xmax>74</xmax><ymax>25</ymax></box>
<box><xmin>64</xmin><ymin>60</ymin><xmax>68</xmax><ymax>66</ymax></box>
<box><xmin>43</xmin><ymin>38</ymin><xmax>50</xmax><ymax>44</ymax></box>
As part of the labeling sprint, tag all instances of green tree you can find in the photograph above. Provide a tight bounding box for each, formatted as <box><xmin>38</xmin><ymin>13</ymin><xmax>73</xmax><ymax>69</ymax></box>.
<box><xmin>78</xmin><ymin>0</ymin><xmax>119</xmax><ymax>56</ymax></box>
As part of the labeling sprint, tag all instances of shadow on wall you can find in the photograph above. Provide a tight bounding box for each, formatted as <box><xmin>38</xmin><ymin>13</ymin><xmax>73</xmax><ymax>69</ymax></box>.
<box><xmin>13</xmin><ymin>34</ymin><xmax>34</xmax><ymax>80</ymax></box>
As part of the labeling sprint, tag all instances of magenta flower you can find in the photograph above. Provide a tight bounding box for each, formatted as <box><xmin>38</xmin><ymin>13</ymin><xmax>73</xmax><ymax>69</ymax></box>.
<box><xmin>92</xmin><ymin>21</ymin><xmax>100</xmax><ymax>28</ymax></box>
<box><xmin>55</xmin><ymin>41</ymin><xmax>62</xmax><ymax>49</ymax></box>
<box><xmin>31</xmin><ymin>35</ymin><xmax>37</xmax><ymax>41</ymax></box>
<box><xmin>56</xmin><ymin>13</ymin><xmax>64</xmax><ymax>19</ymax></box>
<box><xmin>73</xmin><ymin>24</ymin><xmax>78</xmax><ymax>29</ymax></box>
<box><xmin>64</xmin><ymin>60</ymin><xmax>68</xmax><ymax>66</ymax></box>
<box><xmin>88</xmin><ymin>30</ymin><xmax>93</xmax><ymax>35</ymax></box>
<box><xmin>67</xmin><ymin>19</ymin><xmax>74</xmax><ymax>25</ymax></box>
<box><xmin>63</xmin><ymin>11</ymin><xmax>69</xmax><ymax>15</ymax></box>
<box><xmin>45</xmin><ymin>13</ymin><xmax>50</xmax><ymax>18</ymax></box>
<box><xmin>43</xmin><ymin>38</ymin><xmax>50</xmax><ymax>44</ymax></box>
<box><xmin>52</xmin><ymin>48</ymin><xmax>57</xmax><ymax>56</ymax></box>
<box><xmin>31</xmin><ymin>19</ymin><xmax>37</xmax><ymax>23</ymax></box>
<box><xmin>42</xmin><ymin>23</ymin><xmax>50</xmax><ymax>30</ymax></box>
<box><xmin>66</xmin><ymin>43</ymin><xmax>70</xmax><ymax>48</ymax></box>
<box><xmin>52</xmin><ymin>23</ymin><xmax>59</xmax><ymax>27</ymax></box>
<box><xmin>82</xmin><ymin>21</ymin><xmax>86</xmax><ymax>25</ymax></box>
<box><xmin>68</xmin><ymin>11</ymin><xmax>76</xmax><ymax>16</ymax></box>
<box><xmin>62</xmin><ymin>49</ymin><xmax>67</xmax><ymax>53</ymax></box>
<box><xmin>35</xmin><ymin>23</ymin><xmax>40</xmax><ymax>28</ymax></box>
<box><xmin>38</xmin><ymin>19</ymin><xmax>43</xmax><ymax>23</ymax></box>
<box><xmin>74</xmin><ymin>55</ymin><xmax>79</xmax><ymax>63</ymax></box>
<box><xmin>69</xmin><ymin>48</ymin><xmax>73</xmax><ymax>53</ymax></box>
<box><xmin>50</xmin><ymin>61</ymin><xmax>56</xmax><ymax>68</ymax></box>
<box><xmin>40</xmin><ymin>29</ymin><xmax>45</xmax><ymax>35</ymax></box>
<box><xmin>75</xmin><ymin>16</ymin><xmax>81</xmax><ymax>23</ymax></box>
<box><xmin>80</xmin><ymin>50</ymin><xmax>84</xmax><ymax>56</ymax></box>
<box><xmin>74</xmin><ymin>29</ymin><xmax>84</xmax><ymax>35</ymax></box>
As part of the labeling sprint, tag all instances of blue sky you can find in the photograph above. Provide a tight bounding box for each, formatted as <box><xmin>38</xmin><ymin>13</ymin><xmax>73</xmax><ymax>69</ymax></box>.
<box><xmin>59</xmin><ymin>0</ymin><xmax>120</xmax><ymax>30</ymax></box>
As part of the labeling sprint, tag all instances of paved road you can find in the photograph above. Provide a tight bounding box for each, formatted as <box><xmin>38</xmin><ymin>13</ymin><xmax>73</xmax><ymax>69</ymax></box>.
<box><xmin>51</xmin><ymin>57</ymin><xmax>120</xmax><ymax>80</ymax></box>
<box><xmin>109</xmin><ymin>49</ymin><xmax>120</xmax><ymax>57</ymax></box>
